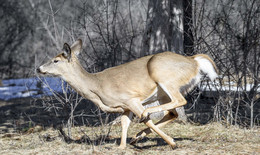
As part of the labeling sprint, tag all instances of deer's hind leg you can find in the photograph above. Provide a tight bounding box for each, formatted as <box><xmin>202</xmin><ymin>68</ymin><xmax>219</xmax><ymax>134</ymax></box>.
<box><xmin>130</xmin><ymin>109</ymin><xmax>178</xmax><ymax>144</ymax></box>
<box><xmin>141</xmin><ymin>83</ymin><xmax>187</xmax><ymax>119</ymax></box>
<box><xmin>126</xmin><ymin>99</ymin><xmax>177</xmax><ymax>149</ymax></box>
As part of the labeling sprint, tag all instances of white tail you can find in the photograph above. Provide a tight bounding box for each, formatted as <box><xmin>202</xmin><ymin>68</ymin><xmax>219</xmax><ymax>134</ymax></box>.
<box><xmin>37</xmin><ymin>39</ymin><xmax>218</xmax><ymax>149</ymax></box>
<box><xmin>194</xmin><ymin>55</ymin><xmax>218</xmax><ymax>81</ymax></box>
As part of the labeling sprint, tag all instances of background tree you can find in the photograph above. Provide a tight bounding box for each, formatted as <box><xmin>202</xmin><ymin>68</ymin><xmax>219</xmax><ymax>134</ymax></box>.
<box><xmin>0</xmin><ymin>0</ymin><xmax>259</xmax><ymax>127</ymax></box>
<box><xmin>141</xmin><ymin>0</ymin><xmax>184</xmax><ymax>56</ymax></box>
<box><xmin>0</xmin><ymin>1</ymin><xmax>34</xmax><ymax>78</ymax></box>
<box><xmin>141</xmin><ymin>0</ymin><xmax>195</xmax><ymax>121</ymax></box>
<box><xmin>192</xmin><ymin>0</ymin><xmax>260</xmax><ymax>127</ymax></box>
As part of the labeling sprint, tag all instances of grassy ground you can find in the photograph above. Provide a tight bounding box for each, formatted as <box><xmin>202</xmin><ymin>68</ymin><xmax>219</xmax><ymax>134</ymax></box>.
<box><xmin>1</xmin><ymin>121</ymin><xmax>259</xmax><ymax>155</ymax></box>
<box><xmin>0</xmin><ymin>98</ymin><xmax>259</xmax><ymax>154</ymax></box>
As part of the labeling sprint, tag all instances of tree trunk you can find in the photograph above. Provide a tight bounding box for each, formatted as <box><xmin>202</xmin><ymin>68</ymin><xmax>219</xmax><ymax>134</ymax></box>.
<box><xmin>141</xmin><ymin>0</ymin><xmax>188</xmax><ymax>122</ymax></box>
<box><xmin>183</xmin><ymin>0</ymin><xmax>194</xmax><ymax>56</ymax></box>
<box><xmin>141</xmin><ymin>0</ymin><xmax>184</xmax><ymax>56</ymax></box>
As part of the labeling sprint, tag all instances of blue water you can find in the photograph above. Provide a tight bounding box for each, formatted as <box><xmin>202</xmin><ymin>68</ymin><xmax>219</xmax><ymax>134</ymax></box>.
<box><xmin>0</xmin><ymin>77</ymin><xmax>65</xmax><ymax>100</ymax></box>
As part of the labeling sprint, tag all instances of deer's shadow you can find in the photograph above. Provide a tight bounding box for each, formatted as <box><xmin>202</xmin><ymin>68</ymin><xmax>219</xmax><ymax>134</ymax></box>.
<box><xmin>56</xmin><ymin>127</ymin><xmax>194</xmax><ymax>149</ymax></box>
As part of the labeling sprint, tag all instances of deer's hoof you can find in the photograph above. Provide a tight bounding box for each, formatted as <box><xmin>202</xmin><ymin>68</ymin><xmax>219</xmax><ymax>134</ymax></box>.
<box><xmin>130</xmin><ymin>135</ymin><xmax>143</xmax><ymax>145</ymax></box>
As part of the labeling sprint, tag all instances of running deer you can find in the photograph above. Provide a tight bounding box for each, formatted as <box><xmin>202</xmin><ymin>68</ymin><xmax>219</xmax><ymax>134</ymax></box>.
<box><xmin>37</xmin><ymin>39</ymin><xmax>218</xmax><ymax>149</ymax></box>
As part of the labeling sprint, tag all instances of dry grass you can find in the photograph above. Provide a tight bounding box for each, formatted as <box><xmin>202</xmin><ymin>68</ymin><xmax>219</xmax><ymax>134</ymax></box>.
<box><xmin>1</xmin><ymin>121</ymin><xmax>259</xmax><ymax>155</ymax></box>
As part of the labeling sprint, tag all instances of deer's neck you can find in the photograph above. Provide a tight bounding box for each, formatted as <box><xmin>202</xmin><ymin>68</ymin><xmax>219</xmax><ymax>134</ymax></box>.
<box><xmin>61</xmin><ymin>61</ymin><xmax>97</xmax><ymax>95</ymax></box>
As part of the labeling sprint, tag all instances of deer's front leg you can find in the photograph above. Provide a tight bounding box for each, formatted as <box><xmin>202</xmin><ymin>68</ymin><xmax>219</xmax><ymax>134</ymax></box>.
<box><xmin>118</xmin><ymin>111</ymin><xmax>133</xmax><ymax>149</ymax></box>
<box><xmin>90</xmin><ymin>97</ymin><xmax>124</xmax><ymax>113</ymax></box>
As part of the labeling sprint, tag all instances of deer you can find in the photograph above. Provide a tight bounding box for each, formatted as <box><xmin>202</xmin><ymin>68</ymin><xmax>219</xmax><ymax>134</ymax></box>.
<box><xmin>37</xmin><ymin>39</ymin><xmax>218</xmax><ymax>149</ymax></box>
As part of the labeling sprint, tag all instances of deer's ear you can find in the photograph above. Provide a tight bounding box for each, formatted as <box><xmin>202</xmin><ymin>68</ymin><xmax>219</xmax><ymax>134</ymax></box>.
<box><xmin>62</xmin><ymin>43</ymin><xmax>71</xmax><ymax>61</ymax></box>
<box><xmin>70</xmin><ymin>39</ymin><xmax>82</xmax><ymax>56</ymax></box>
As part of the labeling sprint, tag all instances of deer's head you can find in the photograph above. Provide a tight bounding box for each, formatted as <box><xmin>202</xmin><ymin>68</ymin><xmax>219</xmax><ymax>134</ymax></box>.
<box><xmin>37</xmin><ymin>39</ymin><xmax>82</xmax><ymax>76</ymax></box>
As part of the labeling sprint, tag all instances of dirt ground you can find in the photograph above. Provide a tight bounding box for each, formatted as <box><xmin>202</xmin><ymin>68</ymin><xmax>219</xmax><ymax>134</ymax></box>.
<box><xmin>0</xmin><ymin>98</ymin><xmax>259</xmax><ymax>155</ymax></box>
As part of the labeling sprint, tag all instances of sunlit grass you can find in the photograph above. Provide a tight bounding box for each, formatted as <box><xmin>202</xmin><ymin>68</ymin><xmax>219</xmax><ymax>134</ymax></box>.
<box><xmin>0</xmin><ymin>122</ymin><xmax>259</xmax><ymax>154</ymax></box>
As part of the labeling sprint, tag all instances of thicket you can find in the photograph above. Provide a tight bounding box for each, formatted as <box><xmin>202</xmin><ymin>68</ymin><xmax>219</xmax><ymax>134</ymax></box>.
<box><xmin>0</xmin><ymin>0</ymin><xmax>259</xmax><ymax>130</ymax></box>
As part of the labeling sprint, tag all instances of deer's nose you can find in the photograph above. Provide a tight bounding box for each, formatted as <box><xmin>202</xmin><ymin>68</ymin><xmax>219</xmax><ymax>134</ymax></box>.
<box><xmin>36</xmin><ymin>67</ymin><xmax>41</xmax><ymax>73</ymax></box>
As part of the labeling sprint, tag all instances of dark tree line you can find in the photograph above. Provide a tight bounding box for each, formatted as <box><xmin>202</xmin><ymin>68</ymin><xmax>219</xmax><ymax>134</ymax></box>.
<box><xmin>0</xmin><ymin>0</ymin><xmax>259</xmax><ymax>127</ymax></box>
<box><xmin>0</xmin><ymin>1</ymin><xmax>34</xmax><ymax>78</ymax></box>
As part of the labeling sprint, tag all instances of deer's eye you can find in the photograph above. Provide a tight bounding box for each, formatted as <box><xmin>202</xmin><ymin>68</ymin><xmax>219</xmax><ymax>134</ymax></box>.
<box><xmin>54</xmin><ymin>60</ymin><xmax>59</xmax><ymax>63</ymax></box>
